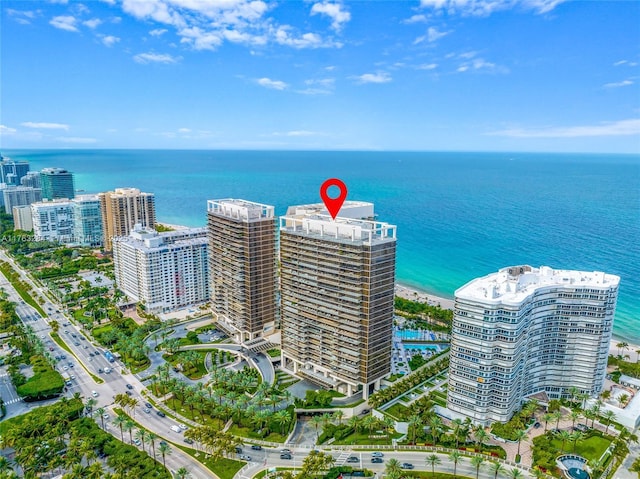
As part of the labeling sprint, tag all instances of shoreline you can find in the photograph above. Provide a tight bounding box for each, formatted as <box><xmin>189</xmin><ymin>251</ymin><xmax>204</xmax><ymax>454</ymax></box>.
<box><xmin>395</xmin><ymin>283</ymin><xmax>455</xmax><ymax>310</ymax></box>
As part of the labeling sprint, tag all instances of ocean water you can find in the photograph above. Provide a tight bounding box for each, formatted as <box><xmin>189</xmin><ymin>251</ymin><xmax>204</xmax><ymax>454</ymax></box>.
<box><xmin>4</xmin><ymin>149</ymin><xmax>639</xmax><ymax>342</ymax></box>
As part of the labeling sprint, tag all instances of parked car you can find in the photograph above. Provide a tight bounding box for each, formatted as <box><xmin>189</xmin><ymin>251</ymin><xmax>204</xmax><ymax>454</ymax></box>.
<box><xmin>184</xmin><ymin>438</ymin><xmax>194</xmax><ymax>444</ymax></box>
<box><xmin>251</xmin><ymin>445</ymin><xmax>262</xmax><ymax>451</ymax></box>
<box><xmin>125</xmin><ymin>391</ymin><xmax>132</xmax><ymax>396</ymax></box>
<box><xmin>91</xmin><ymin>391</ymin><xmax>98</xmax><ymax>397</ymax></box>
<box><xmin>102</xmin><ymin>413</ymin><xmax>110</xmax><ymax>420</ymax></box>
<box><xmin>125</xmin><ymin>384</ymin><xmax>133</xmax><ymax>390</ymax></box>
<box><xmin>360</xmin><ymin>409</ymin><xmax>370</xmax><ymax>415</ymax></box>
<box><xmin>347</xmin><ymin>457</ymin><xmax>359</xmax><ymax>463</ymax></box>
<box><xmin>371</xmin><ymin>458</ymin><xmax>383</xmax><ymax>464</ymax></box>
<box><xmin>235</xmin><ymin>447</ymin><xmax>243</xmax><ymax>454</ymax></box>
<box><xmin>98</xmin><ymin>368</ymin><xmax>104</xmax><ymax>373</ymax></box>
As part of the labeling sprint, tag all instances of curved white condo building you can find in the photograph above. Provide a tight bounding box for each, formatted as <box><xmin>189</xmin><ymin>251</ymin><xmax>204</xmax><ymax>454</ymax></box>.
<box><xmin>447</xmin><ymin>265</ymin><xmax>619</xmax><ymax>424</ymax></box>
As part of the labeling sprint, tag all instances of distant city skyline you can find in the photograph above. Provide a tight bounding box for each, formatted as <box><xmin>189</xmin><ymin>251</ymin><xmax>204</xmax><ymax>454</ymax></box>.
<box><xmin>1</xmin><ymin>0</ymin><xmax>639</xmax><ymax>153</ymax></box>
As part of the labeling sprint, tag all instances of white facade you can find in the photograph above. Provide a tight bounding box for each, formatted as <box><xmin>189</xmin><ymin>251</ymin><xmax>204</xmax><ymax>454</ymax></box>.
<box><xmin>113</xmin><ymin>227</ymin><xmax>210</xmax><ymax>313</ymax></box>
<box><xmin>31</xmin><ymin>200</ymin><xmax>74</xmax><ymax>243</ymax></box>
<box><xmin>12</xmin><ymin>205</ymin><xmax>33</xmax><ymax>232</ymax></box>
<box><xmin>447</xmin><ymin>265</ymin><xmax>619</xmax><ymax>425</ymax></box>
<box><xmin>284</xmin><ymin>201</ymin><xmax>375</xmax><ymax>220</ymax></box>
<box><xmin>3</xmin><ymin>186</ymin><xmax>42</xmax><ymax>214</ymax></box>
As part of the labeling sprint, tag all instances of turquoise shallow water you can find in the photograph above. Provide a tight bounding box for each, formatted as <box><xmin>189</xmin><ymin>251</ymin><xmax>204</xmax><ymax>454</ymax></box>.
<box><xmin>4</xmin><ymin>149</ymin><xmax>639</xmax><ymax>342</ymax></box>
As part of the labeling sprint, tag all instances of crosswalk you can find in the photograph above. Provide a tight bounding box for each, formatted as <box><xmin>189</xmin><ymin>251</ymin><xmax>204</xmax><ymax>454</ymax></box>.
<box><xmin>336</xmin><ymin>450</ymin><xmax>353</xmax><ymax>466</ymax></box>
<box><xmin>4</xmin><ymin>397</ymin><xmax>23</xmax><ymax>405</ymax></box>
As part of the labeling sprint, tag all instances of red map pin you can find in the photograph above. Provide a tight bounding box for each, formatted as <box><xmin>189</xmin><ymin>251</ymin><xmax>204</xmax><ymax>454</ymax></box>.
<box><xmin>320</xmin><ymin>178</ymin><xmax>348</xmax><ymax>220</ymax></box>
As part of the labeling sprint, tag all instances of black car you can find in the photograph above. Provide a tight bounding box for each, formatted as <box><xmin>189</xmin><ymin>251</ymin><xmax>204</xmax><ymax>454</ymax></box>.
<box><xmin>145</xmin><ymin>402</ymin><xmax>153</xmax><ymax>409</ymax></box>
<box><xmin>156</xmin><ymin>411</ymin><xmax>166</xmax><ymax>418</ymax></box>
<box><xmin>98</xmin><ymin>368</ymin><xmax>104</xmax><ymax>373</ymax></box>
<box><xmin>346</xmin><ymin>457</ymin><xmax>359</xmax><ymax>463</ymax></box>
<box><xmin>126</xmin><ymin>384</ymin><xmax>134</xmax><ymax>390</ymax></box>
<box><xmin>235</xmin><ymin>446</ymin><xmax>243</xmax><ymax>454</ymax></box>
<box><xmin>125</xmin><ymin>391</ymin><xmax>132</xmax><ymax>396</ymax></box>
<box><xmin>371</xmin><ymin>458</ymin><xmax>383</xmax><ymax>464</ymax></box>
<box><xmin>184</xmin><ymin>438</ymin><xmax>194</xmax><ymax>444</ymax></box>
<box><xmin>251</xmin><ymin>445</ymin><xmax>262</xmax><ymax>450</ymax></box>
<box><xmin>401</xmin><ymin>463</ymin><xmax>414</xmax><ymax>469</ymax></box>
<box><xmin>280</xmin><ymin>454</ymin><xmax>292</xmax><ymax>460</ymax></box>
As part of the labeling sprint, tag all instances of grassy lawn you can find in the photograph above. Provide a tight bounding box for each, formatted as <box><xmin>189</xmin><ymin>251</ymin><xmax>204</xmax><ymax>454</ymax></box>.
<box><xmin>0</xmin><ymin>262</ymin><xmax>47</xmax><ymax>316</ymax></box>
<box><xmin>550</xmin><ymin>435</ymin><xmax>611</xmax><ymax>461</ymax></box>
<box><xmin>384</xmin><ymin>403</ymin><xmax>410</xmax><ymax>421</ymax></box>
<box><xmin>267</xmin><ymin>348</ymin><xmax>281</xmax><ymax>358</ymax></box>
<box><xmin>407</xmin><ymin>473</ymin><xmax>471</xmax><ymax>479</ymax></box>
<box><xmin>179</xmin><ymin>447</ymin><xmax>244</xmax><ymax>479</ymax></box>
<box><xmin>253</xmin><ymin>467</ymin><xmax>298</xmax><ymax>479</ymax></box>
<box><xmin>228</xmin><ymin>423</ymin><xmax>287</xmax><ymax>443</ymax></box>
<box><xmin>162</xmin><ymin>352</ymin><xmax>208</xmax><ymax>379</ymax></box>
<box><xmin>386</xmin><ymin>373</ymin><xmax>405</xmax><ymax>382</ymax></box>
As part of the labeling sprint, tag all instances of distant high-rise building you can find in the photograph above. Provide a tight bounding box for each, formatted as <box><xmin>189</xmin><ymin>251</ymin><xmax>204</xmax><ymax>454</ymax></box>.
<box><xmin>99</xmin><ymin>188</ymin><xmax>156</xmax><ymax>251</ymax></box>
<box><xmin>13</xmin><ymin>205</ymin><xmax>33</xmax><ymax>231</ymax></box>
<box><xmin>31</xmin><ymin>200</ymin><xmax>75</xmax><ymax>243</ymax></box>
<box><xmin>113</xmin><ymin>226</ymin><xmax>210</xmax><ymax>313</ymax></box>
<box><xmin>3</xmin><ymin>186</ymin><xmax>42</xmax><ymax>214</ymax></box>
<box><xmin>207</xmin><ymin>199</ymin><xmax>277</xmax><ymax>342</ymax></box>
<box><xmin>20</xmin><ymin>171</ymin><xmax>41</xmax><ymax>189</ymax></box>
<box><xmin>40</xmin><ymin>167</ymin><xmax>75</xmax><ymax>200</ymax></box>
<box><xmin>279</xmin><ymin>203</ymin><xmax>397</xmax><ymax>398</ymax></box>
<box><xmin>0</xmin><ymin>159</ymin><xmax>30</xmax><ymax>186</ymax></box>
<box><xmin>72</xmin><ymin>195</ymin><xmax>103</xmax><ymax>247</ymax></box>
<box><xmin>447</xmin><ymin>265</ymin><xmax>619</xmax><ymax>425</ymax></box>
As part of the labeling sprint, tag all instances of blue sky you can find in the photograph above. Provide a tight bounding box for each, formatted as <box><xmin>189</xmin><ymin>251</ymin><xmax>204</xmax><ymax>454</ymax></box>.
<box><xmin>1</xmin><ymin>0</ymin><xmax>639</xmax><ymax>153</ymax></box>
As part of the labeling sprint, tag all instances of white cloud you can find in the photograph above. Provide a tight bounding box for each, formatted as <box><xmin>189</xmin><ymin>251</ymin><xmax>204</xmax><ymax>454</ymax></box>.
<box><xmin>603</xmin><ymin>79</ymin><xmax>634</xmax><ymax>89</ymax></box>
<box><xmin>415</xmin><ymin>26</ymin><xmax>451</xmax><ymax>44</ymax></box>
<box><xmin>100</xmin><ymin>35</ymin><xmax>121</xmax><ymax>47</ymax></box>
<box><xmin>272</xmin><ymin>130</ymin><xmax>324</xmax><ymax>137</ymax></box>
<box><xmin>6</xmin><ymin>9</ymin><xmax>39</xmax><ymax>25</ymax></box>
<box><xmin>458</xmin><ymin>57</ymin><xmax>508</xmax><ymax>74</ymax></box>
<box><xmin>613</xmin><ymin>60</ymin><xmax>639</xmax><ymax>67</ymax></box>
<box><xmin>0</xmin><ymin>125</ymin><xmax>17</xmax><ymax>136</ymax></box>
<box><xmin>310</xmin><ymin>2</ymin><xmax>351</xmax><ymax>31</ymax></box>
<box><xmin>353</xmin><ymin>72</ymin><xmax>392</xmax><ymax>84</ymax></box>
<box><xmin>489</xmin><ymin>119</ymin><xmax>640</xmax><ymax>138</ymax></box>
<box><xmin>150</xmin><ymin>28</ymin><xmax>168</xmax><ymax>36</ymax></box>
<box><xmin>298</xmin><ymin>78</ymin><xmax>335</xmax><ymax>95</ymax></box>
<box><xmin>419</xmin><ymin>0</ymin><xmax>565</xmax><ymax>16</ymax></box>
<box><xmin>56</xmin><ymin>137</ymin><xmax>98</xmax><ymax>144</ymax></box>
<box><xmin>133</xmin><ymin>52</ymin><xmax>181</xmax><ymax>64</ymax></box>
<box><xmin>417</xmin><ymin>63</ymin><xmax>438</xmax><ymax>70</ymax></box>
<box><xmin>403</xmin><ymin>14</ymin><xmax>428</xmax><ymax>24</ymax></box>
<box><xmin>118</xmin><ymin>0</ymin><xmax>340</xmax><ymax>51</ymax></box>
<box><xmin>256</xmin><ymin>77</ymin><xmax>288</xmax><ymax>90</ymax></box>
<box><xmin>21</xmin><ymin>122</ymin><xmax>69</xmax><ymax>130</ymax></box>
<box><xmin>83</xmin><ymin>18</ymin><xmax>102</xmax><ymax>29</ymax></box>
<box><xmin>50</xmin><ymin>15</ymin><xmax>79</xmax><ymax>32</ymax></box>
<box><xmin>178</xmin><ymin>128</ymin><xmax>191</xmax><ymax>133</ymax></box>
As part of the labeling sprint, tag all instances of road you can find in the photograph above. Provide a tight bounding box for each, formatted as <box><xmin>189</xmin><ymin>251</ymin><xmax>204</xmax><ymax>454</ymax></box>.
<box><xmin>235</xmin><ymin>448</ymin><xmax>533</xmax><ymax>479</ymax></box>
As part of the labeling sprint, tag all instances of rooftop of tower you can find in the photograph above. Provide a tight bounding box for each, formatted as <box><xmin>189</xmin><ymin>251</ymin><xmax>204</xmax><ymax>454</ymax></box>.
<box><xmin>279</xmin><ymin>213</ymin><xmax>396</xmax><ymax>246</ymax></box>
<box><xmin>456</xmin><ymin>265</ymin><xmax>620</xmax><ymax>305</ymax></box>
<box><xmin>285</xmin><ymin>201</ymin><xmax>375</xmax><ymax>220</ymax></box>
<box><xmin>207</xmin><ymin>198</ymin><xmax>275</xmax><ymax>221</ymax></box>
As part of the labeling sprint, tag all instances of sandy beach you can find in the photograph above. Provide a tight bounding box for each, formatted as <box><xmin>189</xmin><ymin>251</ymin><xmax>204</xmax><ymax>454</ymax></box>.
<box><xmin>395</xmin><ymin>283</ymin><xmax>455</xmax><ymax>310</ymax></box>
<box><xmin>609</xmin><ymin>338</ymin><xmax>640</xmax><ymax>361</ymax></box>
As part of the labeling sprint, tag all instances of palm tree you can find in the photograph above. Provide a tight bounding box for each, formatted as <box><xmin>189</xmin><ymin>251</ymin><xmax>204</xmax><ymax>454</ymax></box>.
<box><xmin>429</xmin><ymin>416</ymin><xmax>443</xmax><ymax>445</ymax></box>
<box><xmin>475</xmin><ymin>427</ymin><xmax>489</xmax><ymax>452</ymax></box>
<box><xmin>124</xmin><ymin>419</ymin><xmax>135</xmax><ymax>444</ymax></box>
<box><xmin>274</xmin><ymin>409</ymin><xmax>291</xmax><ymax>435</ymax></box>
<box><xmin>147</xmin><ymin>431</ymin><xmax>158</xmax><ymax>458</ymax></box>
<box><xmin>490</xmin><ymin>461</ymin><xmax>506</xmax><ymax>479</ymax></box>
<box><xmin>603</xmin><ymin>410</ymin><xmax>616</xmax><ymax>433</ymax></box>
<box><xmin>135</xmin><ymin>429</ymin><xmax>147</xmax><ymax>451</ymax></box>
<box><xmin>113</xmin><ymin>414</ymin><xmax>126</xmax><ymax>442</ymax></box>
<box><xmin>449</xmin><ymin>451</ymin><xmax>462</xmax><ymax>478</ymax></box>
<box><xmin>385</xmin><ymin>458</ymin><xmax>403</xmax><ymax>479</ymax></box>
<box><xmin>471</xmin><ymin>456</ymin><xmax>485</xmax><ymax>479</ymax></box>
<box><xmin>96</xmin><ymin>407</ymin><xmax>106</xmax><ymax>429</ymax></box>
<box><xmin>514</xmin><ymin>429</ymin><xmax>527</xmax><ymax>457</ymax></box>
<box><xmin>555</xmin><ymin>430</ymin><xmax>572</xmax><ymax>453</ymax></box>
<box><xmin>570</xmin><ymin>410</ymin><xmax>581</xmax><ymax>428</ymax></box>
<box><xmin>175</xmin><ymin>467</ymin><xmax>191</xmax><ymax>479</ymax></box>
<box><xmin>159</xmin><ymin>442</ymin><xmax>172</xmax><ymax>469</ymax></box>
<box><xmin>426</xmin><ymin>454</ymin><xmax>441</xmax><ymax>478</ymax></box>
<box><xmin>569</xmin><ymin>431</ymin><xmax>584</xmax><ymax>452</ymax></box>
<box><xmin>616</xmin><ymin>341</ymin><xmax>629</xmax><ymax>357</ymax></box>
<box><xmin>451</xmin><ymin>418</ymin><xmax>463</xmax><ymax>448</ymax></box>
<box><xmin>333</xmin><ymin>410</ymin><xmax>344</xmax><ymax>425</ymax></box>
<box><xmin>408</xmin><ymin>414</ymin><xmax>423</xmax><ymax>444</ymax></box>
<box><xmin>509</xmin><ymin>468</ymin><xmax>524</xmax><ymax>479</ymax></box>
<box><xmin>552</xmin><ymin>411</ymin><xmax>563</xmax><ymax>429</ymax></box>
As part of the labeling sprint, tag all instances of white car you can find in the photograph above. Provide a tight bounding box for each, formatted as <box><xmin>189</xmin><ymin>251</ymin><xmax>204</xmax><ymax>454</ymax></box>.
<box><xmin>170</xmin><ymin>425</ymin><xmax>182</xmax><ymax>433</ymax></box>
<box><xmin>179</xmin><ymin>424</ymin><xmax>188</xmax><ymax>431</ymax></box>
<box><xmin>102</xmin><ymin>413</ymin><xmax>110</xmax><ymax>420</ymax></box>
<box><xmin>91</xmin><ymin>390</ymin><xmax>99</xmax><ymax>397</ymax></box>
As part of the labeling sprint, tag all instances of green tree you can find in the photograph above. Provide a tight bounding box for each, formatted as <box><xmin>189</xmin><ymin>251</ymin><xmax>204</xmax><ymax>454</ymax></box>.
<box><xmin>426</xmin><ymin>454</ymin><xmax>441</xmax><ymax>478</ymax></box>
<box><xmin>471</xmin><ymin>456</ymin><xmax>485</xmax><ymax>479</ymax></box>
<box><xmin>449</xmin><ymin>451</ymin><xmax>462</xmax><ymax>479</ymax></box>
